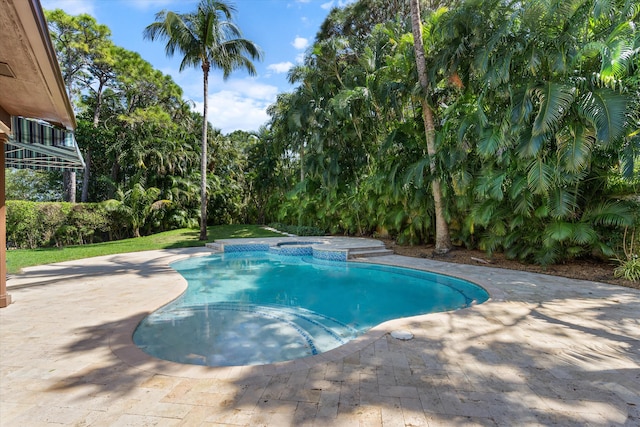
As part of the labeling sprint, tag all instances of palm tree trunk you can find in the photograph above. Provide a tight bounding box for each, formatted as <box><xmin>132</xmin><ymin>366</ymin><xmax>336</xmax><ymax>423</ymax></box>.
<box><xmin>109</xmin><ymin>161</ymin><xmax>120</xmax><ymax>199</ymax></box>
<box><xmin>199</xmin><ymin>64</ymin><xmax>209</xmax><ymax>241</ymax></box>
<box><xmin>300</xmin><ymin>145</ymin><xmax>305</xmax><ymax>182</ymax></box>
<box><xmin>410</xmin><ymin>0</ymin><xmax>452</xmax><ymax>254</ymax></box>
<box><xmin>63</xmin><ymin>171</ymin><xmax>76</xmax><ymax>203</ymax></box>
<box><xmin>81</xmin><ymin>149</ymin><xmax>91</xmax><ymax>202</ymax></box>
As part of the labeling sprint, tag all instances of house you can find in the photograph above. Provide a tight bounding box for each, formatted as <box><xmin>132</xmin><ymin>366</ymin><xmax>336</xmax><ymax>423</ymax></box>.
<box><xmin>0</xmin><ymin>0</ymin><xmax>83</xmax><ymax>307</ymax></box>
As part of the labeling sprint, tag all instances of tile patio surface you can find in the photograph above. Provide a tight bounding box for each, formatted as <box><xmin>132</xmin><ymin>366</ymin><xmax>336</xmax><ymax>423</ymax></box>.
<box><xmin>1</xmin><ymin>238</ymin><xmax>639</xmax><ymax>426</ymax></box>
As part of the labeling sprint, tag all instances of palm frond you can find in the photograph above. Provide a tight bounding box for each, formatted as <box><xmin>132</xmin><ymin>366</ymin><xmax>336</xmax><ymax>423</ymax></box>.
<box><xmin>543</xmin><ymin>221</ymin><xmax>573</xmax><ymax>244</ymax></box>
<box><xmin>533</xmin><ymin>245</ymin><xmax>561</xmax><ymax>265</ymax></box>
<box><xmin>527</xmin><ymin>158</ymin><xmax>554</xmax><ymax>195</ymax></box>
<box><xmin>472</xmin><ymin>199</ymin><xmax>499</xmax><ymax>227</ymax></box>
<box><xmin>579</xmin><ymin>89</ymin><xmax>628</xmax><ymax>145</ymax></box>
<box><xmin>477</xmin><ymin>127</ymin><xmax>501</xmax><ymax>157</ymax></box>
<box><xmin>570</xmin><ymin>222</ymin><xmax>599</xmax><ymax>245</ymax></box>
<box><xmin>593</xmin><ymin>0</ymin><xmax>615</xmax><ymax>20</ymax></box>
<box><xmin>582</xmin><ymin>201</ymin><xmax>635</xmax><ymax>226</ymax></box>
<box><xmin>548</xmin><ymin>187</ymin><xmax>578</xmax><ymax>218</ymax></box>
<box><xmin>531</xmin><ymin>82</ymin><xmax>575</xmax><ymax>136</ymax></box>
<box><xmin>518</xmin><ymin>129</ymin><xmax>546</xmax><ymax>158</ymax></box>
<box><xmin>557</xmin><ymin>125</ymin><xmax>595</xmax><ymax>173</ymax></box>
<box><xmin>476</xmin><ymin>171</ymin><xmax>505</xmax><ymax>201</ymax></box>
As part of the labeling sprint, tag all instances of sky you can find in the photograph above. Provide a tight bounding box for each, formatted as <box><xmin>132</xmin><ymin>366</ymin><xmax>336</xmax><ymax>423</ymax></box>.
<box><xmin>40</xmin><ymin>0</ymin><xmax>356</xmax><ymax>134</ymax></box>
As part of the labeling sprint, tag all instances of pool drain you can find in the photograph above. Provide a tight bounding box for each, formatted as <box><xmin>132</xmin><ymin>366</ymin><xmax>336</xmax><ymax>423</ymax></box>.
<box><xmin>391</xmin><ymin>330</ymin><xmax>414</xmax><ymax>340</ymax></box>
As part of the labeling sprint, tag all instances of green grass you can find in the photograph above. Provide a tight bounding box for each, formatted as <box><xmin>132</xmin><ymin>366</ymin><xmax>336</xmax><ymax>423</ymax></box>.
<box><xmin>6</xmin><ymin>224</ymin><xmax>281</xmax><ymax>274</ymax></box>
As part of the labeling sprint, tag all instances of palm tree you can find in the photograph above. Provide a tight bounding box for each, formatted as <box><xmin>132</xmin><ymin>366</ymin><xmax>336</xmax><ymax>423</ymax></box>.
<box><xmin>144</xmin><ymin>0</ymin><xmax>262</xmax><ymax>240</ymax></box>
<box><xmin>434</xmin><ymin>0</ymin><xmax>638</xmax><ymax>264</ymax></box>
<box><xmin>409</xmin><ymin>0</ymin><xmax>452</xmax><ymax>254</ymax></box>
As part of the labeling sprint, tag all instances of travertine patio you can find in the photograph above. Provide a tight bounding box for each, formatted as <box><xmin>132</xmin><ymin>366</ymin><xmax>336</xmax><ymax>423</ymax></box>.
<box><xmin>1</xmin><ymin>242</ymin><xmax>639</xmax><ymax>426</ymax></box>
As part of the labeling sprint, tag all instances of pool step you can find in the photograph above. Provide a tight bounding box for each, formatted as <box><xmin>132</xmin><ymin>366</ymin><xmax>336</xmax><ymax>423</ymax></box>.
<box><xmin>348</xmin><ymin>247</ymin><xmax>394</xmax><ymax>259</ymax></box>
<box><xmin>208</xmin><ymin>240</ymin><xmax>394</xmax><ymax>259</ymax></box>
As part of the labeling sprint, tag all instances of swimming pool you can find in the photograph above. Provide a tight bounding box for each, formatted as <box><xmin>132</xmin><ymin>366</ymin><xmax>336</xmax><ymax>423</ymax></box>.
<box><xmin>133</xmin><ymin>251</ymin><xmax>489</xmax><ymax>366</ymax></box>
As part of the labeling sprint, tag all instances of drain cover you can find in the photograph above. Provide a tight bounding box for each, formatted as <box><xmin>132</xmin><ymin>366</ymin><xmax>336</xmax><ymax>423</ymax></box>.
<box><xmin>391</xmin><ymin>330</ymin><xmax>414</xmax><ymax>340</ymax></box>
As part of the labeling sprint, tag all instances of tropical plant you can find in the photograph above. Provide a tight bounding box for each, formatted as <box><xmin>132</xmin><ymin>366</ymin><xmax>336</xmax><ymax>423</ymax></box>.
<box><xmin>144</xmin><ymin>0</ymin><xmax>263</xmax><ymax>241</ymax></box>
<box><xmin>104</xmin><ymin>183</ymin><xmax>167</xmax><ymax>238</ymax></box>
<box><xmin>258</xmin><ymin>0</ymin><xmax>638</xmax><ymax>266</ymax></box>
<box><xmin>614</xmin><ymin>227</ymin><xmax>640</xmax><ymax>281</ymax></box>
<box><xmin>409</xmin><ymin>0</ymin><xmax>452</xmax><ymax>253</ymax></box>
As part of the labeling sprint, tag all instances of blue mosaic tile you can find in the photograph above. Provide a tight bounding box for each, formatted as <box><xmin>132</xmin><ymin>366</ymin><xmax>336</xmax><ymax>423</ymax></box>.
<box><xmin>271</xmin><ymin>246</ymin><xmax>313</xmax><ymax>256</ymax></box>
<box><xmin>223</xmin><ymin>243</ymin><xmax>270</xmax><ymax>252</ymax></box>
<box><xmin>313</xmin><ymin>248</ymin><xmax>347</xmax><ymax>262</ymax></box>
<box><xmin>221</xmin><ymin>241</ymin><xmax>348</xmax><ymax>262</ymax></box>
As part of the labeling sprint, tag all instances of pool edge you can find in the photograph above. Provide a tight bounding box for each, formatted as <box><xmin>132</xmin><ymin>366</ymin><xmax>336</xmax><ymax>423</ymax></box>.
<box><xmin>110</xmin><ymin>242</ymin><xmax>496</xmax><ymax>379</ymax></box>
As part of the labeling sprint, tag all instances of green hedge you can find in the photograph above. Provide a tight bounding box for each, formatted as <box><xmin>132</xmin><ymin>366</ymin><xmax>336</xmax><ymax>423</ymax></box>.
<box><xmin>6</xmin><ymin>201</ymin><xmax>110</xmax><ymax>249</ymax></box>
<box><xmin>267</xmin><ymin>222</ymin><xmax>326</xmax><ymax>236</ymax></box>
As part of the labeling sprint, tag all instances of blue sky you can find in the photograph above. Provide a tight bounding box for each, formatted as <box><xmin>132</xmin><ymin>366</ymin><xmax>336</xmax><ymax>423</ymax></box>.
<box><xmin>40</xmin><ymin>0</ymin><xmax>355</xmax><ymax>133</ymax></box>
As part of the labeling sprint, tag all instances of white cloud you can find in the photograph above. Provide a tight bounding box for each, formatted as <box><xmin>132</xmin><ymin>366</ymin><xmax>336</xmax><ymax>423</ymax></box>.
<box><xmin>321</xmin><ymin>0</ymin><xmax>357</xmax><ymax>10</ymax></box>
<box><xmin>267</xmin><ymin>62</ymin><xmax>294</xmax><ymax>74</ymax></box>
<box><xmin>292</xmin><ymin>36</ymin><xmax>309</xmax><ymax>50</ymax></box>
<box><xmin>40</xmin><ymin>0</ymin><xmax>96</xmax><ymax>15</ymax></box>
<box><xmin>296</xmin><ymin>53</ymin><xmax>305</xmax><ymax>64</ymax></box>
<box><xmin>191</xmin><ymin>79</ymin><xmax>278</xmax><ymax>133</ymax></box>
<box><xmin>320</xmin><ymin>1</ymin><xmax>334</xmax><ymax>10</ymax></box>
<box><xmin>127</xmin><ymin>0</ymin><xmax>178</xmax><ymax>10</ymax></box>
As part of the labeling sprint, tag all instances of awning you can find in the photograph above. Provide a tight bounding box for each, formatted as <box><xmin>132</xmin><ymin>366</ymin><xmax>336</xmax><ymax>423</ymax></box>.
<box><xmin>5</xmin><ymin>116</ymin><xmax>84</xmax><ymax>171</ymax></box>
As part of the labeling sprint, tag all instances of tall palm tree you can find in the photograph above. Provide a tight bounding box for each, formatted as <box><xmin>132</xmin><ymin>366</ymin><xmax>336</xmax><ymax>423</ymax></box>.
<box><xmin>144</xmin><ymin>0</ymin><xmax>262</xmax><ymax>240</ymax></box>
<box><xmin>409</xmin><ymin>0</ymin><xmax>452</xmax><ymax>254</ymax></box>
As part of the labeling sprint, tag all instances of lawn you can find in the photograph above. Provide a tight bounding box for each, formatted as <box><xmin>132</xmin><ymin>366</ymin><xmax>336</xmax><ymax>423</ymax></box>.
<box><xmin>6</xmin><ymin>224</ymin><xmax>281</xmax><ymax>274</ymax></box>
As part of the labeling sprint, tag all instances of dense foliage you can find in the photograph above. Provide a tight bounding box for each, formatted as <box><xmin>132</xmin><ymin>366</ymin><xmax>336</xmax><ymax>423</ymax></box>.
<box><xmin>8</xmin><ymin>0</ymin><xmax>639</xmax><ymax>268</ymax></box>
<box><xmin>254</xmin><ymin>0</ymin><xmax>640</xmax><ymax>264</ymax></box>
<box><xmin>6</xmin><ymin>201</ymin><xmax>109</xmax><ymax>249</ymax></box>
<box><xmin>19</xmin><ymin>6</ymin><xmax>260</xmax><ymax>241</ymax></box>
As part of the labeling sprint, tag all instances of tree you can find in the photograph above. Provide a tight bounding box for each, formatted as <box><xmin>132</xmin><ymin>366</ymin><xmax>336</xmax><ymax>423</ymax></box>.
<box><xmin>5</xmin><ymin>170</ymin><xmax>63</xmax><ymax>201</ymax></box>
<box><xmin>430</xmin><ymin>0</ymin><xmax>639</xmax><ymax>263</ymax></box>
<box><xmin>144</xmin><ymin>0</ymin><xmax>263</xmax><ymax>240</ymax></box>
<box><xmin>409</xmin><ymin>0</ymin><xmax>452</xmax><ymax>254</ymax></box>
<box><xmin>45</xmin><ymin>9</ymin><xmax>113</xmax><ymax>203</ymax></box>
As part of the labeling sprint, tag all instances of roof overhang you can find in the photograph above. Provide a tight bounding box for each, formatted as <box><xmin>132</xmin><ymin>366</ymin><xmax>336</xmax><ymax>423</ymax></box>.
<box><xmin>0</xmin><ymin>0</ymin><xmax>76</xmax><ymax>131</ymax></box>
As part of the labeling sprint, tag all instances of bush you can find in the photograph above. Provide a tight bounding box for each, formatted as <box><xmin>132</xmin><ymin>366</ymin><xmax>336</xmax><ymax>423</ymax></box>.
<box><xmin>6</xmin><ymin>201</ymin><xmax>109</xmax><ymax>249</ymax></box>
<box><xmin>267</xmin><ymin>222</ymin><xmax>326</xmax><ymax>236</ymax></box>
<box><xmin>614</xmin><ymin>256</ymin><xmax>640</xmax><ymax>282</ymax></box>
<box><xmin>6</xmin><ymin>201</ymin><xmax>41</xmax><ymax>249</ymax></box>
<box><xmin>614</xmin><ymin>226</ymin><xmax>640</xmax><ymax>282</ymax></box>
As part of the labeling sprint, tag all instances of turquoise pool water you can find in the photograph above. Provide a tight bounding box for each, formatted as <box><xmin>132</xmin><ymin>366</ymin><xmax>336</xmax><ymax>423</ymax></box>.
<box><xmin>133</xmin><ymin>251</ymin><xmax>489</xmax><ymax>366</ymax></box>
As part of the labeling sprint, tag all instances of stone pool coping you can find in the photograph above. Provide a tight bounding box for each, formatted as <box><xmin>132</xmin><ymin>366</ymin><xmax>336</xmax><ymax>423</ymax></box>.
<box><xmin>2</xmin><ymin>238</ymin><xmax>639</xmax><ymax>425</ymax></box>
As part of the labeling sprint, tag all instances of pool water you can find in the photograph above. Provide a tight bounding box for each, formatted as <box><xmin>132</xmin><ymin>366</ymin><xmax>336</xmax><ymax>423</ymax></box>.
<box><xmin>133</xmin><ymin>251</ymin><xmax>489</xmax><ymax>366</ymax></box>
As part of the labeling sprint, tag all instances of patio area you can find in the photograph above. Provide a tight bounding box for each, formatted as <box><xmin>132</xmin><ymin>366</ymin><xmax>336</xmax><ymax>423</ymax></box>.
<box><xmin>1</xmin><ymin>243</ymin><xmax>639</xmax><ymax>426</ymax></box>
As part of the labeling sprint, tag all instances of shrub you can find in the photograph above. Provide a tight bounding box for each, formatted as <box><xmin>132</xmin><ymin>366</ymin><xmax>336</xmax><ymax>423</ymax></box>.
<box><xmin>6</xmin><ymin>201</ymin><xmax>110</xmax><ymax>249</ymax></box>
<box><xmin>614</xmin><ymin>227</ymin><xmax>640</xmax><ymax>282</ymax></box>
<box><xmin>6</xmin><ymin>201</ymin><xmax>41</xmax><ymax>249</ymax></box>
<box><xmin>267</xmin><ymin>222</ymin><xmax>326</xmax><ymax>236</ymax></box>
